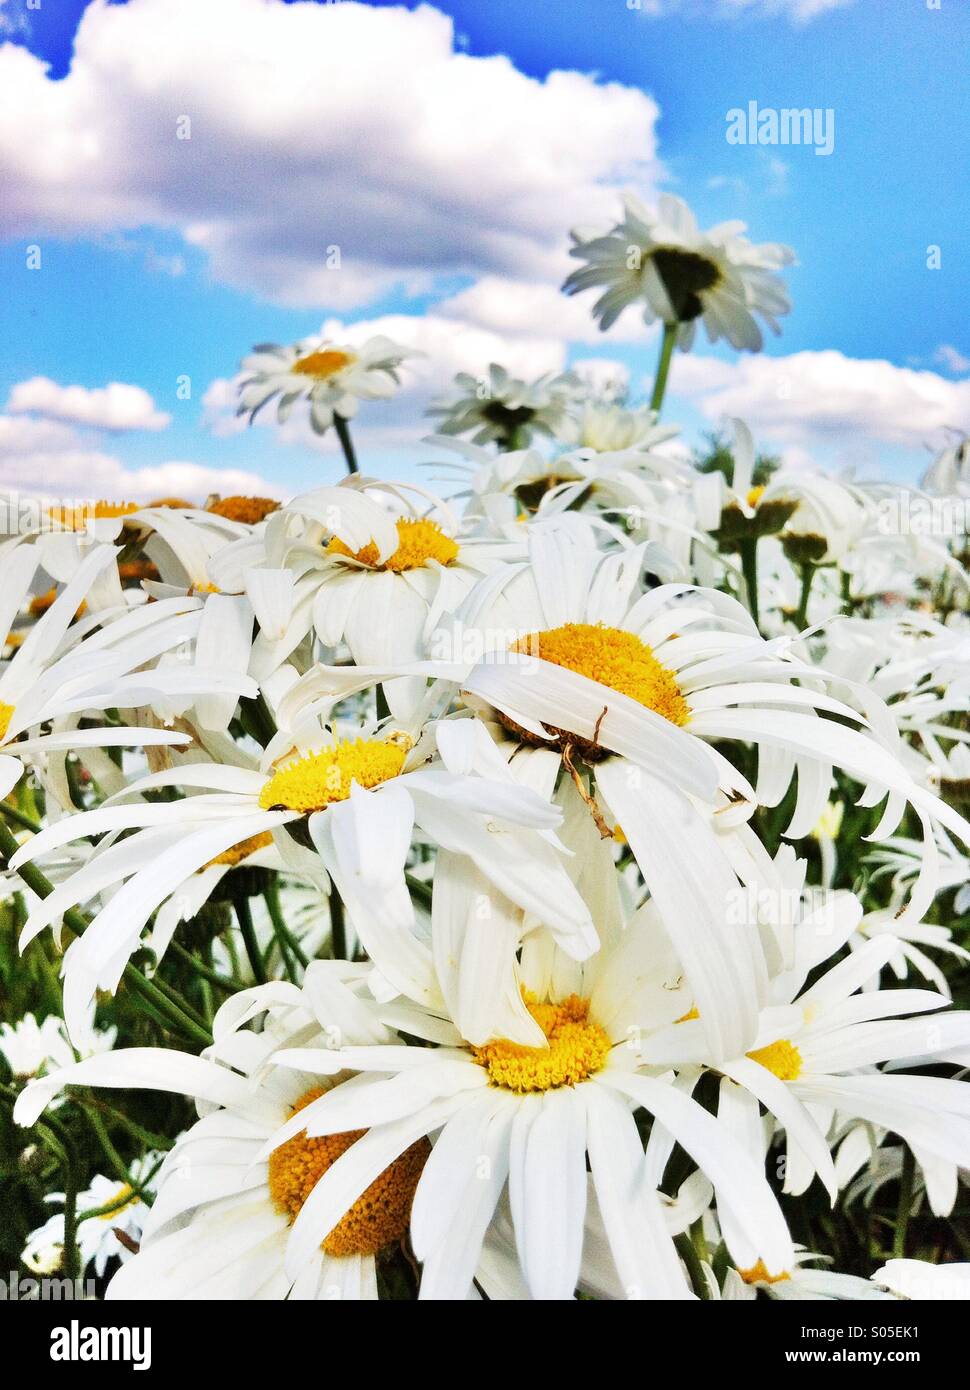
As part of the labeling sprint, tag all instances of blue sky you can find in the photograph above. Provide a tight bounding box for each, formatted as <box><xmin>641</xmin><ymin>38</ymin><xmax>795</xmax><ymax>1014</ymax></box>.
<box><xmin>1</xmin><ymin>0</ymin><xmax>967</xmax><ymax>497</ymax></box>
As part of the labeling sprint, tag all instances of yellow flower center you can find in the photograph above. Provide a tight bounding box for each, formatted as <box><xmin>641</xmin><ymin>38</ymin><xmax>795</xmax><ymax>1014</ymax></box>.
<box><xmin>811</xmin><ymin>801</ymin><xmax>844</xmax><ymax>841</ymax></box>
<box><xmin>190</xmin><ymin>582</ymin><xmax>220</xmax><ymax>596</ymax></box>
<box><xmin>99</xmin><ymin>1183</ymin><xmax>137</xmax><ymax>1221</ymax></box>
<box><xmin>511</xmin><ymin>623</ymin><xmax>689</xmax><ymax>727</ymax></box>
<box><xmin>746</xmin><ymin>486</ymin><xmax>766</xmax><ymax>508</ymax></box>
<box><xmin>327</xmin><ymin>517</ymin><xmax>459</xmax><ymax>572</ymax></box>
<box><xmin>118</xmin><ymin>560</ymin><xmax>159</xmax><ymax>584</ymax></box>
<box><xmin>739</xmin><ymin>1259</ymin><xmax>790</xmax><ymax>1285</ymax></box>
<box><xmin>258</xmin><ymin>737</ymin><xmax>409</xmax><ymax>814</ymax></box>
<box><xmin>207</xmin><ymin>495</ymin><xmax>281</xmax><ymax>525</ymax></box>
<box><xmin>29</xmin><ymin>589</ymin><xmax>87</xmax><ymax>619</ymax></box>
<box><xmin>47</xmin><ymin>501</ymin><xmax>139</xmax><ymax>530</ymax></box>
<box><xmin>746</xmin><ymin>1038</ymin><xmax>803</xmax><ymax>1081</ymax></box>
<box><xmin>268</xmin><ymin>1087</ymin><xmax>430</xmax><ymax>1257</ymax></box>
<box><xmin>474</xmin><ymin>993</ymin><xmax>611</xmax><ymax>1094</ymax></box>
<box><xmin>291</xmin><ymin>348</ymin><xmax>356</xmax><ymax>380</ymax></box>
<box><xmin>203</xmin><ymin>831</ymin><xmax>274</xmax><ymax>870</ymax></box>
<box><xmin>0</xmin><ymin>701</ymin><xmax>14</xmax><ymax>741</ymax></box>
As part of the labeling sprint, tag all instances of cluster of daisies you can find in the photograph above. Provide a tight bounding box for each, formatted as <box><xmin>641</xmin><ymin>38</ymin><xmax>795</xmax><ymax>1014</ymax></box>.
<box><xmin>1</xmin><ymin>193</ymin><xmax>969</xmax><ymax>1303</ymax></box>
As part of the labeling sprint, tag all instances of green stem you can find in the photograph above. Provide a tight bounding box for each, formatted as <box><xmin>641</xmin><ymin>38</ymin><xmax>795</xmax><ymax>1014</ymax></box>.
<box><xmin>76</xmin><ymin>1155</ymin><xmax>165</xmax><ymax>1225</ymax></box>
<box><xmin>0</xmin><ymin>820</ymin><xmax>212</xmax><ymax>1048</ymax></box>
<box><xmin>674</xmin><ymin>1231</ymin><xmax>711</xmax><ymax>1300</ymax></box>
<box><xmin>2</xmin><ymin>1087</ymin><xmax>82</xmax><ymax>1279</ymax></box>
<box><xmin>1</xmin><ymin>802</ymin><xmax>43</xmax><ymax>833</ymax></box>
<box><xmin>739</xmin><ymin>537</ymin><xmax>760</xmax><ymax>633</ymax></box>
<box><xmin>794</xmin><ymin>563</ymin><xmax>815</xmax><ymax>630</ymax></box>
<box><xmin>894</xmin><ymin>1148</ymin><xmax>915</xmax><ymax>1260</ymax></box>
<box><xmin>235</xmin><ymin>894</ymin><xmax>267</xmax><ymax>984</ymax></box>
<box><xmin>330</xmin><ymin>886</ymin><xmax>347</xmax><ymax>961</ymax></box>
<box><xmin>83</xmin><ymin>1098</ymin><xmax>129</xmax><ymax>1184</ymax></box>
<box><xmin>649</xmin><ymin>321</ymin><xmax>678</xmax><ymax>417</ymax></box>
<box><xmin>333</xmin><ymin>413</ymin><xmax>359</xmax><ymax>474</ymax></box>
<box><xmin>84</xmin><ymin>1098</ymin><xmax>173</xmax><ymax>1152</ymax></box>
<box><xmin>167</xmin><ymin>940</ymin><xmax>243</xmax><ymax>993</ymax></box>
<box><xmin>264</xmin><ymin>880</ymin><xmax>309</xmax><ymax>969</ymax></box>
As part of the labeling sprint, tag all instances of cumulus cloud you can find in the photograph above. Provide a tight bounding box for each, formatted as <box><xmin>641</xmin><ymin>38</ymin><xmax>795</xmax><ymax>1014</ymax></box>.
<box><xmin>0</xmin><ymin>0</ymin><xmax>661</xmax><ymax>309</ymax></box>
<box><xmin>669</xmin><ymin>349</ymin><xmax>970</xmax><ymax>454</ymax></box>
<box><xmin>0</xmin><ymin>413</ymin><xmax>280</xmax><ymax>501</ymax></box>
<box><xmin>6</xmin><ymin>377</ymin><xmax>171</xmax><ymax>431</ymax></box>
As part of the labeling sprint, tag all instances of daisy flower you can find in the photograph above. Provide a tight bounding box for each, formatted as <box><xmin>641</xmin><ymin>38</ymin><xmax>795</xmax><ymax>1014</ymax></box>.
<box><xmin>718</xmin><ymin>1250</ymin><xmax>888</xmax><ymax>1302</ymax></box>
<box><xmin>226</xmin><ymin>476</ymin><xmax>523</xmax><ymax>706</ymax></box>
<box><xmin>427</xmin><ymin>364</ymin><xmax>580</xmax><ymax>450</ymax></box>
<box><xmin>563</xmin><ymin>193</ymin><xmax>794</xmax><ymax>351</ymax></box>
<box><xmin>22</xmin><ymin>1153</ymin><xmax>161</xmax><ymax>1278</ymax></box>
<box><xmin>638</xmin><ymin>914</ymin><xmax>970</xmax><ymax>1212</ymax></box>
<box><xmin>16</xmin><ymin>967</ymin><xmax>432</xmax><ymax>1300</ymax></box>
<box><xmin>0</xmin><ymin>1004</ymin><xmax>115</xmax><ymax>1085</ymax></box>
<box><xmin>245</xmin><ymin>893</ymin><xmax>794</xmax><ymax>1301</ymax></box>
<box><xmin>237</xmin><ymin>335</ymin><xmax>413</xmax><ymax>437</ymax></box>
<box><xmin>0</xmin><ymin>545</ymin><xmax>253</xmax><ymax>801</ymax></box>
<box><xmin>11</xmin><ymin>713</ymin><xmax>595</xmax><ymax>1039</ymax></box>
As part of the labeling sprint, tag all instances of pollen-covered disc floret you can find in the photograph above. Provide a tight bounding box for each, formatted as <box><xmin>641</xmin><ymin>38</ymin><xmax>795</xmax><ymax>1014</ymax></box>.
<box><xmin>207</xmin><ymin>495</ymin><xmax>280</xmax><ymax>525</ymax></box>
<box><xmin>268</xmin><ymin>1087</ymin><xmax>430</xmax><ymax>1257</ymax></box>
<box><xmin>291</xmin><ymin>348</ymin><xmax>356</xmax><ymax>380</ymax></box>
<box><xmin>738</xmin><ymin>1259</ymin><xmax>790</xmax><ymax>1285</ymax></box>
<box><xmin>258</xmin><ymin>738</ymin><xmax>409</xmax><ymax>814</ymax></box>
<box><xmin>474</xmin><ymin>993</ymin><xmax>611</xmax><ymax>1093</ymax></box>
<box><xmin>327</xmin><ymin>517</ymin><xmax>459</xmax><ymax>572</ymax></box>
<box><xmin>203</xmin><ymin>831</ymin><xmax>274</xmax><ymax>870</ymax></box>
<box><xmin>511</xmin><ymin>622</ymin><xmax>690</xmax><ymax>729</ymax></box>
<box><xmin>0</xmin><ymin>702</ymin><xmax>15</xmax><ymax>742</ymax></box>
<box><xmin>747</xmin><ymin>1038</ymin><xmax>803</xmax><ymax>1081</ymax></box>
<box><xmin>47</xmin><ymin>501</ymin><xmax>140</xmax><ymax>530</ymax></box>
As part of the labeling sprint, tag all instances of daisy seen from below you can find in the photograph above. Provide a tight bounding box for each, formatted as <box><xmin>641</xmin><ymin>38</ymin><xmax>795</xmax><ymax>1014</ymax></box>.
<box><xmin>427</xmin><ymin>363</ymin><xmax>580</xmax><ymax>450</ymax></box>
<box><xmin>563</xmin><ymin>193</ymin><xmax>794</xmax><ymax>354</ymax></box>
<box><xmin>237</xmin><ymin>335</ymin><xmax>414</xmax><ymax>442</ymax></box>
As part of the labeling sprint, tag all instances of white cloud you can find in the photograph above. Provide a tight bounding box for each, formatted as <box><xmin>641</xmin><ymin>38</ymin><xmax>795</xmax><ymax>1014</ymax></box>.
<box><xmin>0</xmin><ymin>0</ymin><xmax>661</xmax><ymax>309</ymax></box>
<box><xmin>669</xmin><ymin>349</ymin><xmax>970</xmax><ymax>455</ymax></box>
<box><xmin>935</xmin><ymin>344</ymin><xmax>970</xmax><ymax>376</ymax></box>
<box><xmin>0</xmin><ymin>414</ymin><xmax>280</xmax><ymax>501</ymax></box>
<box><xmin>436</xmin><ymin>277</ymin><xmax>657</xmax><ymax>347</ymax></box>
<box><xmin>633</xmin><ymin>0</ymin><xmax>854</xmax><ymax>20</ymax></box>
<box><xmin>6</xmin><ymin>377</ymin><xmax>171</xmax><ymax>432</ymax></box>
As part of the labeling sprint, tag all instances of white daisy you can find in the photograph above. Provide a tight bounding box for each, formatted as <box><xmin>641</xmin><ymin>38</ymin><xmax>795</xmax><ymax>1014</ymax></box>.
<box><xmin>237</xmin><ymin>335</ymin><xmax>413</xmax><ymax>439</ymax></box>
<box><xmin>427</xmin><ymin>364</ymin><xmax>580</xmax><ymax>450</ymax></box>
<box><xmin>223</xmin><ymin>477</ymin><xmax>523</xmax><ymax>707</ymax></box>
<box><xmin>11</xmin><ymin>713</ymin><xmax>595</xmax><ymax>1039</ymax></box>
<box><xmin>563</xmin><ymin>193</ymin><xmax>794</xmax><ymax>351</ymax></box>
<box><xmin>23</xmin><ymin>1153</ymin><xmax>161</xmax><ymax>1279</ymax></box>
<box><xmin>244</xmin><ymin>892</ymin><xmax>793</xmax><ymax>1301</ymax></box>
<box><xmin>16</xmin><ymin>967</ymin><xmax>431</xmax><ymax>1300</ymax></box>
<box><xmin>638</xmin><ymin>917</ymin><xmax>970</xmax><ymax>1213</ymax></box>
<box><xmin>0</xmin><ymin>546</ymin><xmax>253</xmax><ymax>801</ymax></box>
